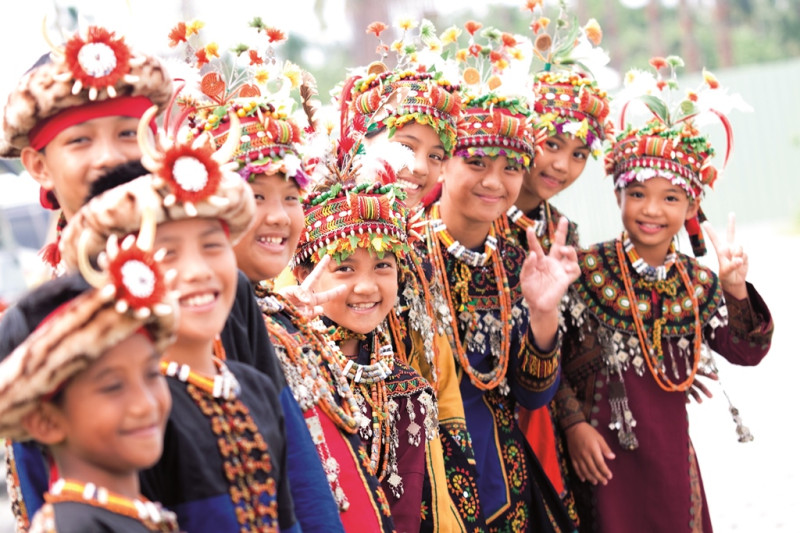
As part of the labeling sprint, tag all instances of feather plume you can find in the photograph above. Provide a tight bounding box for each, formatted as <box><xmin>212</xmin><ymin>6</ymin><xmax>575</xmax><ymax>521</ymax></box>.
<box><xmin>300</xmin><ymin>71</ymin><xmax>321</xmax><ymax>133</ymax></box>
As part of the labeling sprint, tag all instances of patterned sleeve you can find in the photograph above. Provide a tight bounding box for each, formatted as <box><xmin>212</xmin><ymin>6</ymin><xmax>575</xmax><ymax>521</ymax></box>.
<box><xmin>707</xmin><ymin>282</ymin><xmax>773</xmax><ymax>366</ymax></box>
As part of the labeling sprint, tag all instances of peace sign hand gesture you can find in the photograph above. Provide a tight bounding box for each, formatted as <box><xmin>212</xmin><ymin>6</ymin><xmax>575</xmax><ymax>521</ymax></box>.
<box><xmin>521</xmin><ymin>217</ymin><xmax>581</xmax><ymax>314</ymax></box>
<box><xmin>520</xmin><ymin>217</ymin><xmax>581</xmax><ymax>351</ymax></box>
<box><xmin>702</xmin><ymin>213</ymin><xmax>749</xmax><ymax>300</ymax></box>
<box><xmin>279</xmin><ymin>255</ymin><xmax>347</xmax><ymax>319</ymax></box>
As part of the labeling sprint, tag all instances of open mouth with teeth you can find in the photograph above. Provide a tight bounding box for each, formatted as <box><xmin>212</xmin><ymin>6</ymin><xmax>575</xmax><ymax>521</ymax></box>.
<box><xmin>179</xmin><ymin>291</ymin><xmax>217</xmax><ymax>308</ymax></box>
<box><xmin>396</xmin><ymin>178</ymin><xmax>421</xmax><ymax>191</ymax></box>
<box><xmin>257</xmin><ymin>235</ymin><xmax>288</xmax><ymax>247</ymax></box>
<box><xmin>636</xmin><ymin>221</ymin><xmax>667</xmax><ymax>234</ymax></box>
<box><xmin>347</xmin><ymin>302</ymin><xmax>380</xmax><ymax>311</ymax></box>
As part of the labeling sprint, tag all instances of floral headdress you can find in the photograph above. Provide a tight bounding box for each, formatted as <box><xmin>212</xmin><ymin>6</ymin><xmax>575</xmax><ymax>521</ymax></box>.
<box><xmin>346</xmin><ymin>19</ymin><xmax>462</xmax><ymax>156</ymax></box>
<box><xmin>168</xmin><ymin>17</ymin><xmax>310</xmax><ymax>187</ymax></box>
<box><xmin>60</xmin><ymin>104</ymin><xmax>255</xmax><ymax>268</ymax></box>
<box><xmin>0</xmin><ymin>209</ymin><xmax>176</xmax><ymax>441</ymax></box>
<box><xmin>608</xmin><ymin>56</ymin><xmax>749</xmax><ymax>255</ymax></box>
<box><xmin>444</xmin><ymin>19</ymin><xmax>536</xmax><ymax>167</ymax></box>
<box><xmin>526</xmin><ymin>0</ymin><xmax>612</xmax><ymax>158</ymax></box>
<box><xmin>292</xmin><ymin>86</ymin><xmax>418</xmax><ymax>266</ymax></box>
<box><xmin>1</xmin><ymin>23</ymin><xmax>172</xmax><ymax>158</ymax></box>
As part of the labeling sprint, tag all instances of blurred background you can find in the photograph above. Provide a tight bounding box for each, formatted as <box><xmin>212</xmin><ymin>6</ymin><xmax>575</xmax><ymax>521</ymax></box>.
<box><xmin>0</xmin><ymin>1</ymin><xmax>798</xmax><ymax>531</ymax></box>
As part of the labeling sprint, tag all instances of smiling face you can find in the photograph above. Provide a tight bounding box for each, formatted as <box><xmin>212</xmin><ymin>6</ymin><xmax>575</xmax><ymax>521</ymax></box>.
<box><xmin>307</xmin><ymin>247</ymin><xmax>399</xmax><ymax>335</ymax></box>
<box><xmin>366</xmin><ymin>121</ymin><xmax>445</xmax><ymax>208</ymax></box>
<box><xmin>234</xmin><ymin>173</ymin><xmax>304</xmax><ymax>282</ymax></box>
<box><xmin>20</xmin><ymin>116</ymin><xmax>142</xmax><ymax>220</ymax></box>
<box><xmin>45</xmin><ymin>333</ymin><xmax>170</xmax><ymax>488</ymax></box>
<box><xmin>517</xmin><ymin>134</ymin><xmax>590</xmax><ymax>211</ymax></box>
<box><xmin>439</xmin><ymin>154</ymin><xmax>525</xmax><ymax>238</ymax></box>
<box><xmin>615</xmin><ymin>177</ymin><xmax>699</xmax><ymax>265</ymax></box>
<box><xmin>155</xmin><ymin>218</ymin><xmax>238</xmax><ymax>347</ymax></box>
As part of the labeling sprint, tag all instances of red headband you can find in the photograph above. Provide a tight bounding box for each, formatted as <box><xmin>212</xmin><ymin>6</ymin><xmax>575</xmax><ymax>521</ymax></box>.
<box><xmin>29</xmin><ymin>95</ymin><xmax>154</xmax><ymax>151</ymax></box>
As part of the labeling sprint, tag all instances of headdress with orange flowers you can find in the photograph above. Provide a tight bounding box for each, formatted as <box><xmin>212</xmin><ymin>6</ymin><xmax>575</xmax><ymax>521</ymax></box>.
<box><xmin>0</xmin><ymin>207</ymin><xmax>177</xmax><ymax>442</ymax></box>
<box><xmin>168</xmin><ymin>17</ymin><xmax>309</xmax><ymax>187</ymax></box>
<box><xmin>345</xmin><ymin>19</ymin><xmax>462</xmax><ymax>156</ymax></box>
<box><xmin>439</xmin><ymin>19</ymin><xmax>536</xmax><ymax>167</ymax></box>
<box><xmin>607</xmin><ymin>56</ymin><xmax>751</xmax><ymax>255</ymax></box>
<box><xmin>526</xmin><ymin>0</ymin><xmax>612</xmax><ymax>157</ymax></box>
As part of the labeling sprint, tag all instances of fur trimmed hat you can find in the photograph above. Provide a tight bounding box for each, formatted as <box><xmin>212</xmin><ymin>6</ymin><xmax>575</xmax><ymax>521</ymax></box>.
<box><xmin>1</xmin><ymin>25</ymin><xmax>173</xmax><ymax>158</ymax></box>
<box><xmin>59</xmin><ymin>107</ymin><xmax>254</xmax><ymax>269</ymax></box>
<box><xmin>0</xmin><ymin>208</ymin><xmax>177</xmax><ymax>441</ymax></box>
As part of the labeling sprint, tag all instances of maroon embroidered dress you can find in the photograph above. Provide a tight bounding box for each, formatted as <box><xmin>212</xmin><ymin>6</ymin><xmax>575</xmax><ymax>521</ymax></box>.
<box><xmin>556</xmin><ymin>240</ymin><xmax>773</xmax><ymax>533</ymax></box>
<box><xmin>257</xmin><ymin>289</ymin><xmax>395</xmax><ymax>533</ymax></box>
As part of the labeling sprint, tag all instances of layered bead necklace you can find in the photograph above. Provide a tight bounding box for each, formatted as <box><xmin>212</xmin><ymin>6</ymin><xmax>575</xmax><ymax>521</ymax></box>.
<box><xmin>616</xmin><ymin>233</ymin><xmax>702</xmax><ymax>392</ymax></box>
<box><xmin>45</xmin><ymin>479</ymin><xmax>179</xmax><ymax>532</ymax></box>
<box><xmin>427</xmin><ymin>203</ymin><xmax>513</xmax><ymax>392</ymax></box>
<box><xmin>160</xmin><ymin>345</ymin><xmax>279</xmax><ymax>531</ymax></box>
<box><xmin>257</xmin><ymin>289</ymin><xmax>364</xmax><ymax>511</ymax></box>
<box><xmin>330</xmin><ymin>325</ymin><xmax>396</xmax><ymax>481</ymax></box>
<box><xmin>505</xmin><ymin>202</ymin><xmax>551</xmax><ymax>244</ymax></box>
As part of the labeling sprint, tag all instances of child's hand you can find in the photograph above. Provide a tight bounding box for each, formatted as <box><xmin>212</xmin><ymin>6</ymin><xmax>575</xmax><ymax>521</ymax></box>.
<box><xmin>565</xmin><ymin>422</ymin><xmax>615</xmax><ymax>486</ymax></box>
<box><xmin>703</xmin><ymin>213</ymin><xmax>748</xmax><ymax>300</ymax></box>
<box><xmin>520</xmin><ymin>217</ymin><xmax>581</xmax><ymax>315</ymax></box>
<box><xmin>685</xmin><ymin>369</ymin><xmax>718</xmax><ymax>404</ymax></box>
<box><xmin>279</xmin><ymin>255</ymin><xmax>347</xmax><ymax>319</ymax></box>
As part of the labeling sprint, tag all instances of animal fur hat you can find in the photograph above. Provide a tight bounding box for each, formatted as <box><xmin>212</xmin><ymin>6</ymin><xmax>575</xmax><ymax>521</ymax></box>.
<box><xmin>0</xmin><ymin>219</ymin><xmax>177</xmax><ymax>441</ymax></box>
<box><xmin>0</xmin><ymin>25</ymin><xmax>173</xmax><ymax>158</ymax></box>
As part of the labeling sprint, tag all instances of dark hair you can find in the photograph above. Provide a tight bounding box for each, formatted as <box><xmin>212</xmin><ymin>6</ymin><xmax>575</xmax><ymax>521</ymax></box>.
<box><xmin>85</xmin><ymin>160</ymin><xmax>149</xmax><ymax>203</ymax></box>
<box><xmin>0</xmin><ymin>275</ymin><xmax>91</xmax><ymax>362</ymax></box>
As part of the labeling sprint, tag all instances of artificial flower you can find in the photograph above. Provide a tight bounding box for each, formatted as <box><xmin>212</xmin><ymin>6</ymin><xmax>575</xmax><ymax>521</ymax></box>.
<box><xmin>584</xmin><ymin>18</ymin><xmax>602</xmax><ymax>46</ymax></box>
<box><xmin>440</xmin><ymin>26</ymin><xmax>461</xmax><ymax>45</ymax></box>
<box><xmin>464</xmin><ymin>20</ymin><xmax>482</xmax><ymax>36</ymax></box>
<box><xmin>168</xmin><ymin>22</ymin><xmax>187</xmax><ymax>47</ymax></box>
<box><xmin>366</xmin><ymin>21</ymin><xmax>388</xmax><ymax>38</ymax></box>
<box><xmin>398</xmin><ymin>18</ymin><xmax>417</xmax><ymax>31</ymax></box>
<box><xmin>249</xmin><ymin>50</ymin><xmax>264</xmax><ymax>65</ymax></box>
<box><xmin>266</xmin><ymin>27</ymin><xmax>286</xmax><ymax>43</ymax></box>
<box><xmin>186</xmin><ymin>19</ymin><xmax>204</xmax><ymax>37</ymax></box>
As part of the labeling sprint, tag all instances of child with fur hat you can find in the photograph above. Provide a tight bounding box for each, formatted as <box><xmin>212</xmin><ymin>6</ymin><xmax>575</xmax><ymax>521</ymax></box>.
<box><xmin>59</xmin><ymin>110</ymin><xmax>301</xmax><ymax>532</ymax></box>
<box><xmin>0</xmin><ymin>24</ymin><xmax>173</xmax><ymax>272</ymax></box>
<box><xmin>555</xmin><ymin>59</ymin><xmax>773</xmax><ymax>532</ymax></box>
<box><xmin>0</xmin><ymin>214</ymin><xmax>179</xmax><ymax>532</ymax></box>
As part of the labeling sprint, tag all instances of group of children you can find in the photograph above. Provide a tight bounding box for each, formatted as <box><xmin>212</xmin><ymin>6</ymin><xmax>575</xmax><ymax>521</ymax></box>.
<box><xmin>0</xmin><ymin>4</ymin><xmax>773</xmax><ymax>533</ymax></box>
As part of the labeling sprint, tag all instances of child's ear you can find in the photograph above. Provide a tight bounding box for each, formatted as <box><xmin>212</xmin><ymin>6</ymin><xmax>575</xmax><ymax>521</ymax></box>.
<box><xmin>20</xmin><ymin>147</ymin><xmax>55</xmax><ymax>191</ymax></box>
<box><xmin>685</xmin><ymin>199</ymin><xmax>700</xmax><ymax>221</ymax></box>
<box><xmin>21</xmin><ymin>403</ymin><xmax>67</xmax><ymax>445</ymax></box>
<box><xmin>292</xmin><ymin>265</ymin><xmax>311</xmax><ymax>284</ymax></box>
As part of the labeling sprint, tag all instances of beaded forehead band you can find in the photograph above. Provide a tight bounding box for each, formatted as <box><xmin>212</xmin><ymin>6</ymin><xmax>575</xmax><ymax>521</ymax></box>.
<box><xmin>293</xmin><ymin>181</ymin><xmax>410</xmax><ymax>266</ymax></box>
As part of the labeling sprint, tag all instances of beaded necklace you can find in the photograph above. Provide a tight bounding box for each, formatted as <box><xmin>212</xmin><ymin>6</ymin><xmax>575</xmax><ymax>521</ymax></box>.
<box><xmin>622</xmin><ymin>232</ymin><xmax>677</xmax><ymax>282</ymax></box>
<box><xmin>333</xmin><ymin>325</ymin><xmax>395</xmax><ymax>481</ymax></box>
<box><xmin>429</xmin><ymin>216</ymin><xmax>497</xmax><ymax>268</ymax></box>
<box><xmin>427</xmin><ymin>203</ymin><xmax>513</xmax><ymax>392</ymax></box>
<box><xmin>45</xmin><ymin>479</ymin><xmax>179</xmax><ymax>532</ymax></box>
<box><xmin>161</xmin><ymin>352</ymin><xmax>279</xmax><ymax>531</ymax></box>
<box><xmin>615</xmin><ymin>234</ymin><xmax>703</xmax><ymax>392</ymax></box>
<box><xmin>506</xmin><ymin>202</ymin><xmax>551</xmax><ymax>242</ymax></box>
<box><xmin>257</xmin><ymin>289</ymin><xmax>365</xmax><ymax>512</ymax></box>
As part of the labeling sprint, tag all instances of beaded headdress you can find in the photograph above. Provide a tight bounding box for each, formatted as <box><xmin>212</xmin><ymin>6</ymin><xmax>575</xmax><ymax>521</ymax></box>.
<box><xmin>347</xmin><ymin>19</ymin><xmax>463</xmax><ymax>156</ymax></box>
<box><xmin>526</xmin><ymin>1</ymin><xmax>612</xmax><ymax>157</ymax></box>
<box><xmin>444</xmin><ymin>20</ymin><xmax>536</xmax><ymax>167</ymax></box>
<box><xmin>59</xmin><ymin>104</ymin><xmax>254</xmax><ymax>268</ymax></box>
<box><xmin>607</xmin><ymin>56</ymin><xmax>748</xmax><ymax>254</ymax></box>
<box><xmin>172</xmin><ymin>17</ymin><xmax>310</xmax><ymax>187</ymax></box>
<box><xmin>0</xmin><ymin>23</ymin><xmax>173</xmax><ymax>158</ymax></box>
<box><xmin>0</xmin><ymin>210</ymin><xmax>176</xmax><ymax>442</ymax></box>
